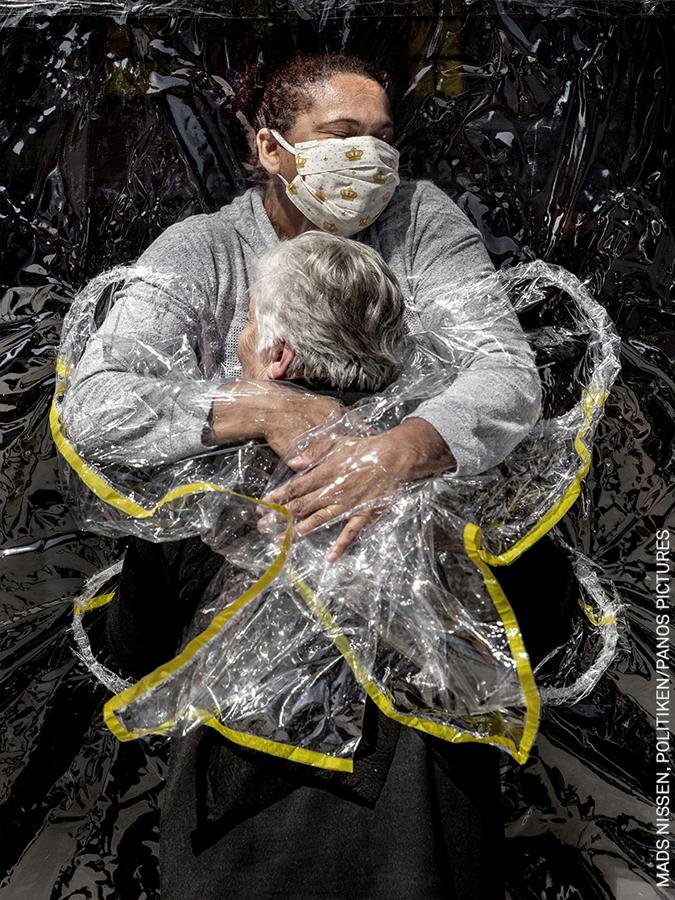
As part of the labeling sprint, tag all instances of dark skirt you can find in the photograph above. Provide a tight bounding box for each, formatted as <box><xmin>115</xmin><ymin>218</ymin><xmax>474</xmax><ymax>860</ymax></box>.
<box><xmin>159</xmin><ymin>713</ymin><xmax>506</xmax><ymax>900</ymax></box>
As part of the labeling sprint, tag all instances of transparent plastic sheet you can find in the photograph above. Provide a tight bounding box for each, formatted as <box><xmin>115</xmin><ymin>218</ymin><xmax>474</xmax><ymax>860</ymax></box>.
<box><xmin>1</xmin><ymin>2</ymin><xmax>673</xmax><ymax>899</ymax></box>
<box><xmin>1</xmin><ymin>0</ymin><xmax>675</xmax><ymax>26</ymax></box>
<box><xmin>51</xmin><ymin>256</ymin><xmax>620</xmax><ymax>772</ymax></box>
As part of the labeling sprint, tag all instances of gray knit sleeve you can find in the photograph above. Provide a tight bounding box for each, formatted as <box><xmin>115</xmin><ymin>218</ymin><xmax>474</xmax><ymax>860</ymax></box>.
<box><xmin>404</xmin><ymin>181</ymin><xmax>542</xmax><ymax>476</ymax></box>
<box><xmin>61</xmin><ymin>217</ymin><xmax>228</xmax><ymax>467</ymax></box>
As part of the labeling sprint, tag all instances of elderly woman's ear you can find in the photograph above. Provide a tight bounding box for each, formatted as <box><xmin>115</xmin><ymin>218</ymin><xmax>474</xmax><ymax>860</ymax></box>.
<box><xmin>266</xmin><ymin>341</ymin><xmax>296</xmax><ymax>381</ymax></box>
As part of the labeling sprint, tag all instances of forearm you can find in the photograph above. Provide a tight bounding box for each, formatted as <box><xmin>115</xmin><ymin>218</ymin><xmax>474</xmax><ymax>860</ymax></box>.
<box><xmin>206</xmin><ymin>381</ymin><xmax>282</xmax><ymax>445</ymax></box>
<box><xmin>387</xmin><ymin>417</ymin><xmax>457</xmax><ymax>480</ymax></box>
<box><xmin>208</xmin><ymin>381</ymin><xmax>344</xmax><ymax>458</ymax></box>
<box><xmin>412</xmin><ymin>359</ymin><xmax>542</xmax><ymax>477</ymax></box>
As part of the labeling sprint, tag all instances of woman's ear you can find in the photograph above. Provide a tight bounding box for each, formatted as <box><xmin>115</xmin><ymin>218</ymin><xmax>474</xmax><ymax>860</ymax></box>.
<box><xmin>267</xmin><ymin>341</ymin><xmax>296</xmax><ymax>381</ymax></box>
<box><xmin>256</xmin><ymin>128</ymin><xmax>283</xmax><ymax>176</ymax></box>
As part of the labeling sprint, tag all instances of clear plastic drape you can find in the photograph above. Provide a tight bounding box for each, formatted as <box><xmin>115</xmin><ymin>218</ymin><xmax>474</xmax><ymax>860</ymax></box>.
<box><xmin>49</xmin><ymin>256</ymin><xmax>619</xmax><ymax>771</ymax></box>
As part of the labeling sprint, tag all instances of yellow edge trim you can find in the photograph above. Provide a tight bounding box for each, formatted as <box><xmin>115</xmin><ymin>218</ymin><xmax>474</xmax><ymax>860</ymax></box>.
<box><xmin>290</xmin><ymin>522</ymin><xmax>541</xmax><ymax>766</ymax></box>
<box><xmin>95</xmin><ymin>534</ymin><xmax>352</xmax><ymax>771</ymax></box>
<box><xmin>578</xmin><ymin>597</ymin><xmax>616</xmax><ymax>628</ymax></box>
<box><xmin>74</xmin><ymin>589</ymin><xmax>117</xmax><ymax>616</ymax></box>
<box><xmin>479</xmin><ymin>385</ymin><xmax>608</xmax><ymax>567</ymax></box>
<box><xmin>76</xmin><ymin>588</ymin><xmax>353</xmax><ymax>771</ymax></box>
<box><xmin>101</xmin><ymin>521</ymin><xmax>292</xmax><ymax>739</ymax></box>
<box><xmin>462</xmin><ymin>523</ymin><xmax>540</xmax><ymax>762</ymax></box>
<box><xmin>203</xmin><ymin>715</ymin><xmax>353</xmax><ymax>772</ymax></box>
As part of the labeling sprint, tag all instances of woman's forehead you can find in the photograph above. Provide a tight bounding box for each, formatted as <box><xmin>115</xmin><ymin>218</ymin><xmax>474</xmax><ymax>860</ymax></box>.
<box><xmin>303</xmin><ymin>74</ymin><xmax>392</xmax><ymax>130</ymax></box>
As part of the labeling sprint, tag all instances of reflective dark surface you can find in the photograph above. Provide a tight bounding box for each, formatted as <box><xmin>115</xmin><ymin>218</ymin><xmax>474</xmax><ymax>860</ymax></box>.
<box><xmin>1</xmin><ymin>2</ymin><xmax>673</xmax><ymax>897</ymax></box>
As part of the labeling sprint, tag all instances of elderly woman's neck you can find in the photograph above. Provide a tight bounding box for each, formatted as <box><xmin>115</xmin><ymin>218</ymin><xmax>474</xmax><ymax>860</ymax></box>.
<box><xmin>263</xmin><ymin>181</ymin><xmax>315</xmax><ymax>240</ymax></box>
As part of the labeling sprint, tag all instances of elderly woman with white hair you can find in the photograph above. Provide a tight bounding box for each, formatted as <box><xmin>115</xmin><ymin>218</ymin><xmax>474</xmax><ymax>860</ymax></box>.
<box><xmin>91</xmin><ymin>227</ymin><xmax>510</xmax><ymax>900</ymax></box>
<box><xmin>62</xmin><ymin>49</ymin><xmax>544</xmax><ymax>900</ymax></box>
<box><xmin>237</xmin><ymin>230</ymin><xmax>406</xmax><ymax>392</ymax></box>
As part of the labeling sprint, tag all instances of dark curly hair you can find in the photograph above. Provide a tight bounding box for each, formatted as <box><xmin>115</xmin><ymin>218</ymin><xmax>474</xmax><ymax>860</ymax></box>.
<box><xmin>234</xmin><ymin>51</ymin><xmax>393</xmax><ymax>185</ymax></box>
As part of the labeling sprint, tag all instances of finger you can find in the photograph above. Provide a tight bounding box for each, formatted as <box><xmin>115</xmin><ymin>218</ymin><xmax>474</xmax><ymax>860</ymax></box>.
<box><xmin>264</xmin><ymin>462</ymin><xmax>332</xmax><ymax>505</ymax></box>
<box><xmin>265</xmin><ymin>475</ymin><xmax>313</xmax><ymax>505</ymax></box>
<box><xmin>326</xmin><ymin>512</ymin><xmax>376</xmax><ymax>563</ymax></box>
<box><xmin>293</xmin><ymin>506</ymin><xmax>343</xmax><ymax>538</ymax></box>
<box><xmin>257</xmin><ymin>512</ymin><xmax>285</xmax><ymax>533</ymax></box>
<box><xmin>285</xmin><ymin>485</ymin><xmax>343</xmax><ymax>523</ymax></box>
<box><xmin>286</xmin><ymin>453</ymin><xmax>315</xmax><ymax>472</ymax></box>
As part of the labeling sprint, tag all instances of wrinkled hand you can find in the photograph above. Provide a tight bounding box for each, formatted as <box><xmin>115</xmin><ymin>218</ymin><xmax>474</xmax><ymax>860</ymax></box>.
<box><xmin>261</xmin><ymin>431</ymin><xmax>402</xmax><ymax>562</ymax></box>
<box><xmin>263</xmin><ymin>389</ymin><xmax>345</xmax><ymax>459</ymax></box>
<box><xmin>261</xmin><ymin>419</ymin><xmax>456</xmax><ymax>562</ymax></box>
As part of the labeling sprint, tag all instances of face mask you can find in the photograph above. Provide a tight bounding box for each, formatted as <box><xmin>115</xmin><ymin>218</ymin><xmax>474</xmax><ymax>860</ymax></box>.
<box><xmin>269</xmin><ymin>129</ymin><xmax>400</xmax><ymax>237</ymax></box>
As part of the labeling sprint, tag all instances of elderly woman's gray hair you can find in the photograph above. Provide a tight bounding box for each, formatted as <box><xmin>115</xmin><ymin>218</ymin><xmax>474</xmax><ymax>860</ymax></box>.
<box><xmin>251</xmin><ymin>231</ymin><xmax>405</xmax><ymax>392</ymax></box>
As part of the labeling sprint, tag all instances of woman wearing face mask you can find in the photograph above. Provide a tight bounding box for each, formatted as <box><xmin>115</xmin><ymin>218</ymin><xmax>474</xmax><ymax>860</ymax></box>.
<box><xmin>63</xmin><ymin>51</ymin><xmax>543</xmax><ymax>899</ymax></box>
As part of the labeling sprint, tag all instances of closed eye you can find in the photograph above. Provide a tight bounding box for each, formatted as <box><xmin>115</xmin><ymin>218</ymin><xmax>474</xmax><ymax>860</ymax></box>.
<box><xmin>317</xmin><ymin>130</ymin><xmax>354</xmax><ymax>139</ymax></box>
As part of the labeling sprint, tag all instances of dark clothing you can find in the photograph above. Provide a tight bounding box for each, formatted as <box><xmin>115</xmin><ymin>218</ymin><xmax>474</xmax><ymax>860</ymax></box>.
<box><xmin>106</xmin><ymin>538</ymin><xmax>507</xmax><ymax>899</ymax></box>
<box><xmin>107</xmin><ymin>527</ymin><xmax>577</xmax><ymax>684</ymax></box>
<box><xmin>102</xmin><ymin>530</ymin><xmax>577</xmax><ymax>900</ymax></box>
<box><xmin>161</xmin><ymin>711</ymin><xmax>504</xmax><ymax>900</ymax></box>
<box><xmin>102</xmin><ymin>383</ymin><xmax>575</xmax><ymax>900</ymax></box>
<box><xmin>107</xmin><ymin>537</ymin><xmax>507</xmax><ymax>899</ymax></box>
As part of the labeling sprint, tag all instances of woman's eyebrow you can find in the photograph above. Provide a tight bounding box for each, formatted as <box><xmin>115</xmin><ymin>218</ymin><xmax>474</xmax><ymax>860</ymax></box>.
<box><xmin>317</xmin><ymin>117</ymin><xmax>394</xmax><ymax>130</ymax></box>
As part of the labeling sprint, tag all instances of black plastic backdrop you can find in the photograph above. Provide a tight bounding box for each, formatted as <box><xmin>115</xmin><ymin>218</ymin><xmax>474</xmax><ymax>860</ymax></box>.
<box><xmin>1</xmin><ymin>1</ymin><xmax>673</xmax><ymax>897</ymax></box>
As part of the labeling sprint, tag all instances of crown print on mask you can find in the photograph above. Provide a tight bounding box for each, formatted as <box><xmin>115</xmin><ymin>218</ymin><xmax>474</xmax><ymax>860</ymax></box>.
<box><xmin>270</xmin><ymin>128</ymin><xmax>400</xmax><ymax>237</ymax></box>
<box><xmin>340</xmin><ymin>187</ymin><xmax>358</xmax><ymax>201</ymax></box>
<box><xmin>345</xmin><ymin>147</ymin><xmax>364</xmax><ymax>161</ymax></box>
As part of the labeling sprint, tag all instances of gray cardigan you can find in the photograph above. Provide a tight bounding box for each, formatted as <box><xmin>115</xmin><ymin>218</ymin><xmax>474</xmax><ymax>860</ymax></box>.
<box><xmin>62</xmin><ymin>180</ymin><xmax>541</xmax><ymax>477</ymax></box>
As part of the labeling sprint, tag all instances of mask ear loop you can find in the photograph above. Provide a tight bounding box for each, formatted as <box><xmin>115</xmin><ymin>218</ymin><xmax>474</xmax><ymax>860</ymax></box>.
<box><xmin>267</xmin><ymin>128</ymin><xmax>297</xmax><ymax>156</ymax></box>
<box><xmin>263</xmin><ymin>128</ymin><xmax>296</xmax><ymax>190</ymax></box>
